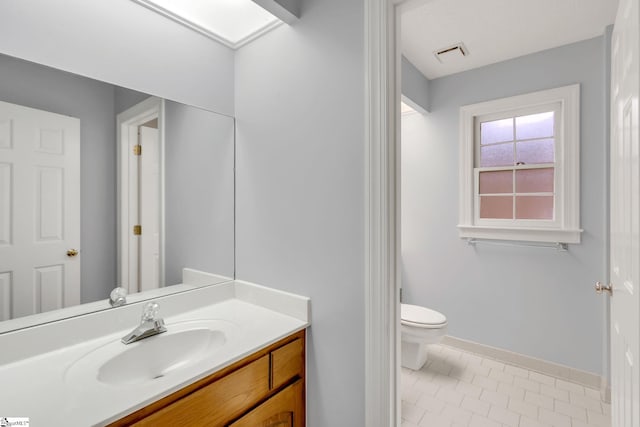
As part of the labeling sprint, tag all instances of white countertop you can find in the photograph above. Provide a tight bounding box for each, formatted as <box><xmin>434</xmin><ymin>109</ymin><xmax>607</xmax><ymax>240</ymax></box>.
<box><xmin>0</xmin><ymin>280</ymin><xmax>310</xmax><ymax>426</ymax></box>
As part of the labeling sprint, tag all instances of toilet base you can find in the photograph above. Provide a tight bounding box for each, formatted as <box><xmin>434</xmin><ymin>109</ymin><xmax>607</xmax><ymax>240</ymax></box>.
<box><xmin>401</xmin><ymin>340</ymin><xmax>428</xmax><ymax>370</ymax></box>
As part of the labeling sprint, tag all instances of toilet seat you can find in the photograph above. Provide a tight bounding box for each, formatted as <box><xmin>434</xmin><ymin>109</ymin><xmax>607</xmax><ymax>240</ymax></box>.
<box><xmin>401</xmin><ymin>304</ymin><xmax>447</xmax><ymax>329</ymax></box>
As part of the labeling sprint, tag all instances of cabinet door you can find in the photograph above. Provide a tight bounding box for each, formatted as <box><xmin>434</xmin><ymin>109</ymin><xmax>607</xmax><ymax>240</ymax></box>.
<box><xmin>229</xmin><ymin>379</ymin><xmax>304</xmax><ymax>427</ymax></box>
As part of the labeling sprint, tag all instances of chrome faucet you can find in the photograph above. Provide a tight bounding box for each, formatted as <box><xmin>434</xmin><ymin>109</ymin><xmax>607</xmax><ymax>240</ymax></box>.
<box><xmin>121</xmin><ymin>301</ymin><xmax>167</xmax><ymax>344</ymax></box>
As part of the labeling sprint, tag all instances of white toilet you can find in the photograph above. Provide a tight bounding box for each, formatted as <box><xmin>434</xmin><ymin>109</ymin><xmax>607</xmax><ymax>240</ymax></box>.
<box><xmin>401</xmin><ymin>303</ymin><xmax>448</xmax><ymax>370</ymax></box>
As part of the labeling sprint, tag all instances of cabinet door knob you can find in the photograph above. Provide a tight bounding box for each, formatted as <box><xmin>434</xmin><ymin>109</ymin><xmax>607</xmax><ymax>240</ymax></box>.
<box><xmin>595</xmin><ymin>281</ymin><xmax>613</xmax><ymax>296</ymax></box>
<box><xmin>67</xmin><ymin>249</ymin><xmax>79</xmax><ymax>257</ymax></box>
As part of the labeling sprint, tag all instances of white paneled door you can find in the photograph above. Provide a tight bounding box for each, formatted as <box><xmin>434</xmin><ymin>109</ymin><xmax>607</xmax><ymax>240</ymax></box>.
<box><xmin>610</xmin><ymin>0</ymin><xmax>640</xmax><ymax>425</ymax></box>
<box><xmin>0</xmin><ymin>100</ymin><xmax>80</xmax><ymax>320</ymax></box>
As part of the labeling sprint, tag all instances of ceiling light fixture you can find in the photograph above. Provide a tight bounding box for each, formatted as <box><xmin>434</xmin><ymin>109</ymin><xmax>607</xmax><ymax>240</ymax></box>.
<box><xmin>132</xmin><ymin>0</ymin><xmax>283</xmax><ymax>49</ymax></box>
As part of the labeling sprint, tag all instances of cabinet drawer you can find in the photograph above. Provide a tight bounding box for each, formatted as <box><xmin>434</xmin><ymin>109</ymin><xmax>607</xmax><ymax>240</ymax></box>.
<box><xmin>228</xmin><ymin>379</ymin><xmax>304</xmax><ymax>427</ymax></box>
<box><xmin>271</xmin><ymin>338</ymin><xmax>304</xmax><ymax>390</ymax></box>
<box><xmin>133</xmin><ymin>355</ymin><xmax>270</xmax><ymax>427</ymax></box>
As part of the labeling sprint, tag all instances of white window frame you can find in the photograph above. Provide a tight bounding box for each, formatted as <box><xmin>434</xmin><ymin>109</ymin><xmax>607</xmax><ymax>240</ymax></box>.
<box><xmin>458</xmin><ymin>84</ymin><xmax>583</xmax><ymax>244</ymax></box>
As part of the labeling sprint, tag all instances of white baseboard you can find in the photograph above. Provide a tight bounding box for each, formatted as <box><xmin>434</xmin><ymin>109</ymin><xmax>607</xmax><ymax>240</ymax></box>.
<box><xmin>442</xmin><ymin>336</ymin><xmax>605</xmax><ymax>395</ymax></box>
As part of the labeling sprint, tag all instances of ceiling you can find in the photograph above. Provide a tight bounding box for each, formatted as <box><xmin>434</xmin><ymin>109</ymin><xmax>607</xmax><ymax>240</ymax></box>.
<box><xmin>401</xmin><ymin>0</ymin><xmax>619</xmax><ymax>80</ymax></box>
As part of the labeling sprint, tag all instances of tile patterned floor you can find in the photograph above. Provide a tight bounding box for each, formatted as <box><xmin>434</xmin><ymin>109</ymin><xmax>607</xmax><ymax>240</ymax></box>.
<box><xmin>401</xmin><ymin>344</ymin><xmax>610</xmax><ymax>427</ymax></box>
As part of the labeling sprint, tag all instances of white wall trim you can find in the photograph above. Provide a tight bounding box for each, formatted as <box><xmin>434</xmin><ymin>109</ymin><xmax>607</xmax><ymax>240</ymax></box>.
<box><xmin>442</xmin><ymin>336</ymin><xmax>605</xmax><ymax>393</ymax></box>
<box><xmin>364</xmin><ymin>0</ymin><xmax>402</xmax><ymax>426</ymax></box>
<box><xmin>458</xmin><ymin>84</ymin><xmax>582</xmax><ymax>244</ymax></box>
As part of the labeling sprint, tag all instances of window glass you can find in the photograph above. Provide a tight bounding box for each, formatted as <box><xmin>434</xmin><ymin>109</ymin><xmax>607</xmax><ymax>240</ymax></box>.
<box><xmin>480</xmin><ymin>143</ymin><xmax>514</xmax><ymax>167</ymax></box>
<box><xmin>515</xmin><ymin>168</ymin><xmax>554</xmax><ymax>193</ymax></box>
<box><xmin>515</xmin><ymin>196</ymin><xmax>554</xmax><ymax>220</ymax></box>
<box><xmin>515</xmin><ymin>111</ymin><xmax>554</xmax><ymax>140</ymax></box>
<box><xmin>516</xmin><ymin>138</ymin><xmax>555</xmax><ymax>164</ymax></box>
<box><xmin>480</xmin><ymin>118</ymin><xmax>513</xmax><ymax>145</ymax></box>
<box><xmin>479</xmin><ymin>170</ymin><xmax>513</xmax><ymax>194</ymax></box>
<box><xmin>480</xmin><ymin>196</ymin><xmax>513</xmax><ymax>219</ymax></box>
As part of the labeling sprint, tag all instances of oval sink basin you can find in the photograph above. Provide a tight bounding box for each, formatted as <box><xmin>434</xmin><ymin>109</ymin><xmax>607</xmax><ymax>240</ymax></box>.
<box><xmin>65</xmin><ymin>319</ymin><xmax>237</xmax><ymax>387</ymax></box>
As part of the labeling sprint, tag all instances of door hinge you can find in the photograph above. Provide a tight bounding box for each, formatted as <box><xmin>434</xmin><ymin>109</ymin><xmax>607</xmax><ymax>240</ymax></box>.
<box><xmin>133</xmin><ymin>144</ymin><xmax>142</xmax><ymax>156</ymax></box>
<box><xmin>133</xmin><ymin>225</ymin><xmax>142</xmax><ymax>235</ymax></box>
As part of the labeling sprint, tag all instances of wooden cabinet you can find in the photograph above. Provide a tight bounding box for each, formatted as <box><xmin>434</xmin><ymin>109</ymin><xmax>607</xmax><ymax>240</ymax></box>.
<box><xmin>109</xmin><ymin>330</ymin><xmax>305</xmax><ymax>427</ymax></box>
<box><xmin>229</xmin><ymin>379</ymin><xmax>304</xmax><ymax>427</ymax></box>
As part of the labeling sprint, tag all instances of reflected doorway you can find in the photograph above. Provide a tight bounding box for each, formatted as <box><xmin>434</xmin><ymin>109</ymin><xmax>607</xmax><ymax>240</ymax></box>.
<box><xmin>117</xmin><ymin>97</ymin><xmax>164</xmax><ymax>294</ymax></box>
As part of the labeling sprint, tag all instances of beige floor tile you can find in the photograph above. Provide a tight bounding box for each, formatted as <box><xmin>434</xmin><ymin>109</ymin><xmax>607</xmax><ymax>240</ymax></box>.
<box><xmin>402</xmin><ymin>401</ymin><xmax>426</xmax><ymax>424</ymax></box>
<box><xmin>461</xmin><ymin>395</ymin><xmax>492</xmax><ymax>417</ymax></box>
<box><xmin>529</xmin><ymin>371</ymin><xmax>556</xmax><ymax>386</ymax></box>
<box><xmin>507</xmin><ymin>397</ymin><xmax>539</xmax><ymax>419</ymax></box>
<box><xmin>554</xmin><ymin>400</ymin><xmax>587</xmax><ymax>421</ymax></box>
<box><xmin>456</xmin><ymin>380</ymin><xmax>483</xmax><ymax>399</ymax></box>
<box><xmin>401</xmin><ymin>345</ymin><xmax>611</xmax><ymax>427</ymax></box>
<box><xmin>436</xmin><ymin>387</ymin><xmax>466</xmax><ymax>407</ymax></box>
<box><xmin>540</xmin><ymin>383</ymin><xmax>569</xmax><ymax>402</ymax></box>
<box><xmin>487</xmin><ymin>404</ymin><xmax>520</xmax><ymax>426</ymax></box>
<box><xmin>480</xmin><ymin>389</ymin><xmax>509</xmax><ymax>408</ymax></box>
<box><xmin>514</xmin><ymin>376</ymin><xmax>542</xmax><ymax>393</ymax></box>
<box><xmin>555</xmin><ymin>379</ymin><xmax>585</xmax><ymax>395</ymax></box>
<box><xmin>416</xmin><ymin>392</ymin><xmax>446</xmax><ymax>415</ymax></box>
<box><xmin>538</xmin><ymin>407</ymin><xmax>571</xmax><ymax>427</ymax></box>
<box><xmin>520</xmin><ymin>416</ymin><xmax>552</xmax><ymax>427</ymax></box>
<box><xmin>468</xmin><ymin>414</ymin><xmax>501</xmax><ymax>427</ymax></box>
<box><xmin>524</xmin><ymin>391</ymin><xmax>554</xmax><ymax>410</ymax></box>
<box><xmin>569</xmin><ymin>392</ymin><xmax>603</xmax><ymax>413</ymax></box>
<box><xmin>441</xmin><ymin>404</ymin><xmax>474</xmax><ymax>425</ymax></box>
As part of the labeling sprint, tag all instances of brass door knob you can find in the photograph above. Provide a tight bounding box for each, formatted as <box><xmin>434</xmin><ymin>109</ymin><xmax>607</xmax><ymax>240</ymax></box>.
<box><xmin>595</xmin><ymin>281</ymin><xmax>613</xmax><ymax>296</ymax></box>
<box><xmin>67</xmin><ymin>249</ymin><xmax>79</xmax><ymax>257</ymax></box>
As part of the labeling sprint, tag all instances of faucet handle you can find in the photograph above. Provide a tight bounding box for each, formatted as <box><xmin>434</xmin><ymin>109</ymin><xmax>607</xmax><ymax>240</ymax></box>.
<box><xmin>141</xmin><ymin>301</ymin><xmax>160</xmax><ymax>322</ymax></box>
<box><xmin>109</xmin><ymin>287</ymin><xmax>127</xmax><ymax>307</ymax></box>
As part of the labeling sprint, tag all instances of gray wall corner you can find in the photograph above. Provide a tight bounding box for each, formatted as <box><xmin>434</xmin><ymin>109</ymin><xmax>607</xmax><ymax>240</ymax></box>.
<box><xmin>252</xmin><ymin>0</ymin><xmax>300</xmax><ymax>24</ymax></box>
<box><xmin>401</xmin><ymin>55</ymin><xmax>430</xmax><ymax>113</ymax></box>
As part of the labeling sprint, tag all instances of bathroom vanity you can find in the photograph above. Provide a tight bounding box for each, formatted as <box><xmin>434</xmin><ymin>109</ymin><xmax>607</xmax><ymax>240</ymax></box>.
<box><xmin>111</xmin><ymin>330</ymin><xmax>305</xmax><ymax>426</ymax></box>
<box><xmin>0</xmin><ymin>279</ymin><xmax>310</xmax><ymax>426</ymax></box>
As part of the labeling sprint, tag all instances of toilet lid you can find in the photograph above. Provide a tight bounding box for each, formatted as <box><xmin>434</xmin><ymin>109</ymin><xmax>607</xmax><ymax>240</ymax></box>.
<box><xmin>401</xmin><ymin>304</ymin><xmax>447</xmax><ymax>326</ymax></box>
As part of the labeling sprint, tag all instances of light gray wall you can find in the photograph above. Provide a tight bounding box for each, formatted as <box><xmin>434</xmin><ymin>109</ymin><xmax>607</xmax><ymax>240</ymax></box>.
<box><xmin>235</xmin><ymin>0</ymin><xmax>365</xmax><ymax>425</ymax></box>
<box><xmin>164</xmin><ymin>101</ymin><xmax>235</xmax><ymax>285</ymax></box>
<box><xmin>0</xmin><ymin>53</ymin><xmax>119</xmax><ymax>303</ymax></box>
<box><xmin>114</xmin><ymin>87</ymin><xmax>151</xmax><ymax>116</ymax></box>
<box><xmin>401</xmin><ymin>36</ymin><xmax>608</xmax><ymax>374</ymax></box>
<box><xmin>402</xmin><ymin>55</ymin><xmax>430</xmax><ymax>112</ymax></box>
<box><xmin>0</xmin><ymin>0</ymin><xmax>235</xmax><ymax>116</ymax></box>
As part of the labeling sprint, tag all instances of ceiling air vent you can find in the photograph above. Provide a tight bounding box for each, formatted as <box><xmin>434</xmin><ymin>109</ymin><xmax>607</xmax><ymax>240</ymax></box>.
<box><xmin>434</xmin><ymin>43</ymin><xmax>468</xmax><ymax>63</ymax></box>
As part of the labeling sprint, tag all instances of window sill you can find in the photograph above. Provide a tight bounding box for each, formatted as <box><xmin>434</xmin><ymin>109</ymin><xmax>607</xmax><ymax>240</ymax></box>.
<box><xmin>457</xmin><ymin>225</ymin><xmax>582</xmax><ymax>244</ymax></box>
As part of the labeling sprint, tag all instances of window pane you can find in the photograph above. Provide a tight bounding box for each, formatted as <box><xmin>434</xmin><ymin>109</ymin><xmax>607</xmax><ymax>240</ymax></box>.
<box><xmin>516</xmin><ymin>138</ymin><xmax>554</xmax><ymax>164</ymax></box>
<box><xmin>480</xmin><ymin>118</ymin><xmax>513</xmax><ymax>145</ymax></box>
<box><xmin>515</xmin><ymin>168</ymin><xmax>554</xmax><ymax>193</ymax></box>
<box><xmin>516</xmin><ymin>196</ymin><xmax>553</xmax><ymax>219</ymax></box>
<box><xmin>480</xmin><ymin>196</ymin><xmax>513</xmax><ymax>219</ymax></box>
<box><xmin>480</xmin><ymin>143</ymin><xmax>514</xmax><ymax>167</ymax></box>
<box><xmin>479</xmin><ymin>170</ymin><xmax>513</xmax><ymax>194</ymax></box>
<box><xmin>515</xmin><ymin>112</ymin><xmax>554</xmax><ymax>140</ymax></box>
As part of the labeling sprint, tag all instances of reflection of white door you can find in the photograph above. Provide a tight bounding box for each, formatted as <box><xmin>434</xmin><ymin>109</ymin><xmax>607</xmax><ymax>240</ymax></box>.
<box><xmin>610</xmin><ymin>0</ymin><xmax>640</xmax><ymax>424</ymax></box>
<box><xmin>139</xmin><ymin>126</ymin><xmax>160</xmax><ymax>291</ymax></box>
<box><xmin>117</xmin><ymin>97</ymin><xmax>163</xmax><ymax>294</ymax></box>
<box><xmin>0</xmin><ymin>100</ymin><xmax>80</xmax><ymax>320</ymax></box>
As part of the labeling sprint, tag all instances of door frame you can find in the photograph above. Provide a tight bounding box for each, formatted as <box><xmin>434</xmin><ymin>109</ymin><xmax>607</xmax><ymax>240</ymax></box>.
<box><xmin>364</xmin><ymin>1</ymin><xmax>402</xmax><ymax>426</ymax></box>
<box><xmin>116</xmin><ymin>96</ymin><xmax>165</xmax><ymax>294</ymax></box>
<box><xmin>364</xmin><ymin>1</ymin><xmax>445</xmax><ymax>425</ymax></box>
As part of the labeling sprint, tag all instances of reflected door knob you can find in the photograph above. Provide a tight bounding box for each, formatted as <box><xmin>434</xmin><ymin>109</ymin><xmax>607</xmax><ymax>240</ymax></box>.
<box><xmin>595</xmin><ymin>281</ymin><xmax>613</xmax><ymax>296</ymax></box>
<box><xmin>67</xmin><ymin>249</ymin><xmax>79</xmax><ymax>257</ymax></box>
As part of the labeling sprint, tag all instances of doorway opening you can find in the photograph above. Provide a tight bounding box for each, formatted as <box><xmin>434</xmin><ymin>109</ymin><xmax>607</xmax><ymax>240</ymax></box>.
<box><xmin>117</xmin><ymin>97</ymin><xmax>165</xmax><ymax>294</ymax></box>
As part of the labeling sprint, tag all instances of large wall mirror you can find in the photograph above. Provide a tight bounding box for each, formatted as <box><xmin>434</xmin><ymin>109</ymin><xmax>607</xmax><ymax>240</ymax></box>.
<box><xmin>0</xmin><ymin>52</ymin><xmax>235</xmax><ymax>333</ymax></box>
